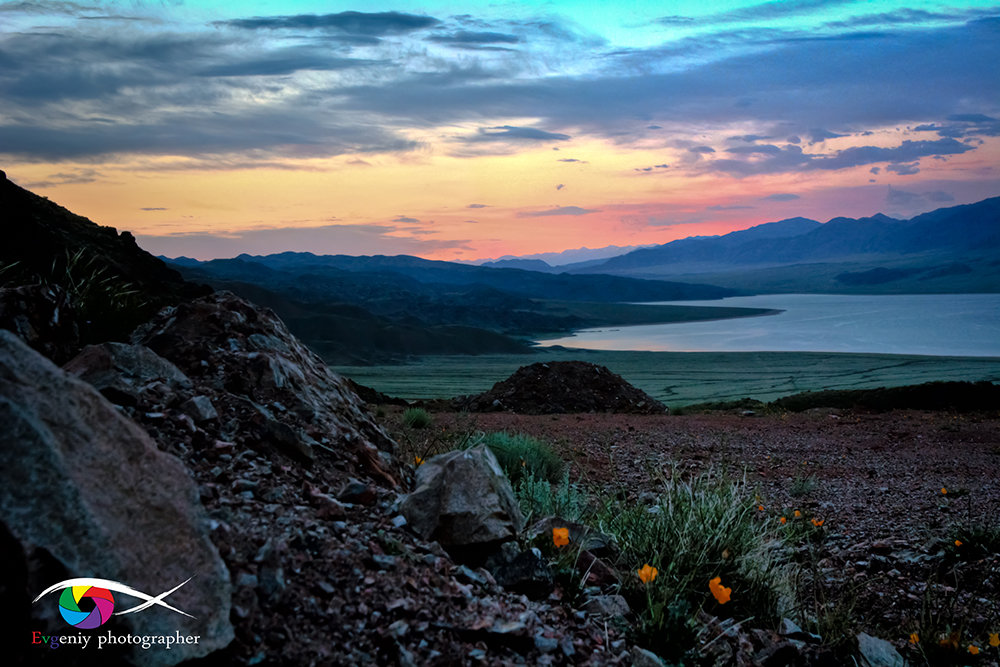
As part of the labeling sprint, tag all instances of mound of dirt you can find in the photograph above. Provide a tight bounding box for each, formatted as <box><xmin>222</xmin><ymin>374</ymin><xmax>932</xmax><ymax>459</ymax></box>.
<box><xmin>455</xmin><ymin>361</ymin><xmax>668</xmax><ymax>415</ymax></box>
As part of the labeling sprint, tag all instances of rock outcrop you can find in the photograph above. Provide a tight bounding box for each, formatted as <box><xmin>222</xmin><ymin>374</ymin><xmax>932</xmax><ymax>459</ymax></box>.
<box><xmin>456</xmin><ymin>361</ymin><xmax>668</xmax><ymax>415</ymax></box>
<box><xmin>0</xmin><ymin>330</ymin><xmax>233</xmax><ymax>665</ymax></box>
<box><xmin>131</xmin><ymin>291</ymin><xmax>399</xmax><ymax>485</ymax></box>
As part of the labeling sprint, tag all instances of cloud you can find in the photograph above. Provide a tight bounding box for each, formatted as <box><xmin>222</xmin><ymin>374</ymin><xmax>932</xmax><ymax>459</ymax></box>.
<box><xmin>215</xmin><ymin>11</ymin><xmax>440</xmax><ymax>35</ymax></box>
<box><xmin>688</xmin><ymin>0</ymin><xmax>858</xmax><ymax>24</ymax></box>
<box><xmin>20</xmin><ymin>168</ymin><xmax>102</xmax><ymax>188</ymax></box>
<box><xmin>709</xmin><ymin>137</ymin><xmax>975</xmax><ymax>176</ymax></box>
<box><xmin>428</xmin><ymin>30</ymin><xmax>519</xmax><ymax>45</ymax></box>
<box><xmin>466</xmin><ymin>203</ymin><xmax>488</xmax><ymax>209</ymax></box>
<box><xmin>137</xmin><ymin>223</ymin><xmax>470</xmax><ymax>260</ymax></box>
<box><xmin>140</xmin><ymin>207</ymin><xmax>167</xmax><ymax>211</ymax></box>
<box><xmin>392</xmin><ymin>215</ymin><xmax>420</xmax><ymax>223</ymax></box>
<box><xmin>633</xmin><ymin>164</ymin><xmax>669</xmax><ymax>173</ymax></box>
<box><xmin>884</xmin><ymin>185</ymin><xmax>955</xmax><ymax>208</ymax></box>
<box><xmin>517</xmin><ymin>206</ymin><xmax>599</xmax><ymax>217</ymax></box>
<box><xmin>807</xmin><ymin>128</ymin><xmax>847</xmax><ymax>143</ymax></box>
<box><xmin>557</xmin><ymin>158</ymin><xmax>587</xmax><ymax>163</ymax></box>
<box><xmin>466</xmin><ymin>125</ymin><xmax>571</xmax><ymax>142</ymax></box>
<box><xmin>689</xmin><ymin>146</ymin><xmax>716</xmax><ymax>154</ymax></box>
<box><xmin>759</xmin><ymin>193</ymin><xmax>800</xmax><ymax>201</ymax></box>
<box><xmin>707</xmin><ymin>204</ymin><xmax>754</xmax><ymax>210</ymax></box>
<box><xmin>886</xmin><ymin>162</ymin><xmax>920</xmax><ymax>175</ymax></box>
<box><xmin>555</xmin><ymin>184</ymin><xmax>565</xmax><ymax>190</ymax></box>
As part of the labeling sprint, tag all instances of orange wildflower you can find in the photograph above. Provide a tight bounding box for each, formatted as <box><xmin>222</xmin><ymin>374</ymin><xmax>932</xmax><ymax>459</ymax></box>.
<box><xmin>955</xmin><ymin>539</ymin><xmax>963</xmax><ymax>547</ymax></box>
<box><xmin>794</xmin><ymin>510</ymin><xmax>801</xmax><ymax>518</ymax></box>
<box><xmin>638</xmin><ymin>564</ymin><xmax>658</xmax><ymax>584</ymax></box>
<box><xmin>811</xmin><ymin>518</ymin><xmax>825</xmax><ymax>527</ymax></box>
<box><xmin>414</xmin><ymin>456</ymin><xmax>424</xmax><ymax>466</ymax></box>
<box><xmin>709</xmin><ymin>576</ymin><xmax>731</xmax><ymax>605</ymax></box>
<box><xmin>552</xmin><ymin>527</ymin><xmax>570</xmax><ymax>548</ymax></box>
<box><xmin>941</xmin><ymin>487</ymin><xmax>947</xmax><ymax>494</ymax></box>
<box><xmin>969</xmin><ymin>645</ymin><xmax>980</xmax><ymax>655</ymax></box>
<box><xmin>989</xmin><ymin>632</ymin><xmax>999</xmax><ymax>647</ymax></box>
<box><xmin>909</xmin><ymin>633</ymin><xmax>919</xmax><ymax>645</ymax></box>
<box><xmin>780</xmin><ymin>516</ymin><xmax>787</xmax><ymax>524</ymax></box>
<box><xmin>758</xmin><ymin>504</ymin><xmax>765</xmax><ymax>511</ymax></box>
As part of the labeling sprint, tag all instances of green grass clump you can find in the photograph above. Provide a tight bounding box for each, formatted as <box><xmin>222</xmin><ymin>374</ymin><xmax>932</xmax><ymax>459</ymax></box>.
<box><xmin>402</xmin><ymin>407</ymin><xmax>433</xmax><ymax>429</ymax></box>
<box><xmin>596</xmin><ymin>470</ymin><xmax>790</xmax><ymax>661</ymax></box>
<box><xmin>471</xmin><ymin>431</ymin><xmax>564</xmax><ymax>485</ymax></box>
<box><xmin>514</xmin><ymin>469</ymin><xmax>588</xmax><ymax>524</ymax></box>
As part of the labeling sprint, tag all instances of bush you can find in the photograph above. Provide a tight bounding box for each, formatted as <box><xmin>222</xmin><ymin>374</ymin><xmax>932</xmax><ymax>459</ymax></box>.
<box><xmin>596</xmin><ymin>470</ymin><xmax>790</xmax><ymax>661</ymax></box>
<box><xmin>402</xmin><ymin>407</ymin><xmax>433</xmax><ymax>429</ymax></box>
<box><xmin>472</xmin><ymin>431</ymin><xmax>564</xmax><ymax>485</ymax></box>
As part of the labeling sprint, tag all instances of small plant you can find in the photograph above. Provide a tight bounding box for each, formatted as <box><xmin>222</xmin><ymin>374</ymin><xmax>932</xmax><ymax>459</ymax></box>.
<box><xmin>402</xmin><ymin>407</ymin><xmax>433</xmax><ymax>429</ymax></box>
<box><xmin>514</xmin><ymin>469</ymin><xmax>588</xmax><ymax>523</ymax></box>
<box><xmin>789</xmin><ymin>473</ymin><xmax>817</xmax><ymax>497</ymax></box>
<box><xmin>470</xmin><ymin>431</ymin><xmax>564</xmax><ymax>484</ymax></box>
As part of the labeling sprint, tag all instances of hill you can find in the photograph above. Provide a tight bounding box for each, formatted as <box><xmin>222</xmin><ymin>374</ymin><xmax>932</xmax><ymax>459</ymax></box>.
<box><xmin>578</xmin><ymin>197</ymin><xmax>1000</xmax><ymax>293</ymax></box>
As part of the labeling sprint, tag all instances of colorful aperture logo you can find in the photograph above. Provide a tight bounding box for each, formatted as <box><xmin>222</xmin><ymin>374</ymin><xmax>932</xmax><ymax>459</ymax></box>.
<box><xmin>33</xmin><ymin>577</ymin><xmax>195</xmax><ymax>629</ymax></box>
<box><xmin>58</xmin><ymin>586</ymin><xmax>115</xmax><ymax>629</ymax></box>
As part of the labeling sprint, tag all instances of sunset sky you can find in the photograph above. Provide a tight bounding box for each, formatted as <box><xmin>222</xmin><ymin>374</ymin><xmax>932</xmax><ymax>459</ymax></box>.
<box><xmin>2</xmin><ymin>0</ymin><xmax>999</xmax><ymax>261</ymax></box>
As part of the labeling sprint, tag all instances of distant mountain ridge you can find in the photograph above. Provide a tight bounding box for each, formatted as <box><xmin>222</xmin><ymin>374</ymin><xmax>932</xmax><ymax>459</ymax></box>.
<box><xmin>576</xmin><ymin>197</ymin><xmax>1000</xmax><ymax>293</ymax></box>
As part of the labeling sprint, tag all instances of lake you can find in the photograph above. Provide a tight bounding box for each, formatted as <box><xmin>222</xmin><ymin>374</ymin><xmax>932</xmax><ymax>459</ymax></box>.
<box><xmin>537</xmin><ymin>294</ymin><xmax>1000</xmax><ymax>357</ymax></box>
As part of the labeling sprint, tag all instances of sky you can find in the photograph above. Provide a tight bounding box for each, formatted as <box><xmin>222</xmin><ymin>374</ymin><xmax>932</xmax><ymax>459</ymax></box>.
<box><xmin>2</xmin><ymin>0</ymin><xmax>999</xmax><ymax>261</ymax></box>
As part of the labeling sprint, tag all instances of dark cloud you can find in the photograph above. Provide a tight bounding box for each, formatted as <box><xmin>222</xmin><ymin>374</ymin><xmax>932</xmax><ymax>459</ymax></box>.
<box><xmin>392</xmin><ymin>215</ymin><xmax>420</xmax><ymax>223</ymax></box>
<box><xmin>870</xmin><ymin>166</ymin><xmax>881</xmax><ymax>174</ymax></box>
<box><xmin>197</xmin><ymin>53</ymin><xmax>378</xmax><ymax>78</ymax></box>
<box><xmin>657</xmin><ymin>15</ymin><xmax>694</xmax><ymax>25</ymax></box>
<box><xmin>689</xmin><ymin>145</ymin><xmax>716</xmax><ymax>154</ymax></box>
<box><xmin>824</xmin><ymin>7</ymin><xmax>996</xmax><ymax>29</ymax></box>
<box><xmin>692</xmin><ymin>0</ymin><xmax>858</xmax><ymax>24</ymax></box>
<box><xmin>216</xmin><ymin>11</ymin><xmax>440</xmax><ymax>35</ymax></box>
<box><xmin>21</xmin><ymin>168</ymin><xmax>101</xmax><ymax>188</ymax></box>
<box><xmin>926</xmin><ymin>191</ymin><xmax>955</xmax><ymax>202</ymax></box>
<box><xmin>557</xmin><ymin>158</ymin><xmax>587</xmax><ymax>163</ymax></box>
<box><xmin>807</xmin><ymin>128</ymin><xmax>847</xmax><ymax>143</ymax></box>
<box><xmin>517</xmin><ymin>206</ymin><xmax>599</xmax><ymax>217</ymax></box>
<box><xmin>759</xmin><ymin>193</ymin><xmax>800</xmax><ymax>201</ymax></box>
<box><xmin>428</xmin><ymin>30</ymin><xmax>519</xmax><ymax>45</ymax></box>
<box><xmin>707</xmin><ymin>204</ymin><xmax>754</xmax><ymax>210</ymax></box>
<box><xmin>466</xmin><ymin>126</ymin><xmax>571</xmax><ymax>142</ymax></box>
<box><xmin>710</xmin><ymin>138</ymin><xmax>975</xmax><ymax>176</ymax></box>
<box><xmin>466</xmin><ymin>203</ymin><xmax>488</xmax><ymax>208</ymax></box>
<box><xmin>886</xmin><ymin>162</ymin><xmax>920</xmax><ymax>175</ymax></box>
<box><xmin>140</xmin><ymin>207</ymin><xmax>167</xmax><ymax>211</ymax></box>
<box><xmin>555</xmin><ymin>184</ymin><xmax>565</xmax><ymax>190</ymax></box>
<box><xmin>633</xmin><ymin>164</ymin><xmax>669</xmax><ymax>173</ymax></box>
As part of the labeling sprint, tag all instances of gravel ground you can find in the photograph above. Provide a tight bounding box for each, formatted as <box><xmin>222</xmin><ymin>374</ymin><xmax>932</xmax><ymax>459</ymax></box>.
<box><xmin>391</xmin><ymin>407</ymin><xmax>1000</xmax><ymax>663</ymax></box>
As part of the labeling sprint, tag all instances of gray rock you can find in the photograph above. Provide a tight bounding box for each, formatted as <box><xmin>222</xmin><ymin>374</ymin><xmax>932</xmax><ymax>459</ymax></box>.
<box><xmin>486</xmin><ymin>546</ymin><xmax>553</xmax><ymax>598</ymax></box>
<box><xmin>0</xmin><ymin>331</ymin><xmax>233</xmax><ymax>665</ymax></box>
<box><xmin>856</xmin><ymin>632</ymin><xmax>904</xmax><ymax>667</ymax></box>
<box><xmin>631</xmin><ymin>647</ymin><xmax>667</xmax><ymax>666</ymax></box>
<box><xmin>400</xmin><ymin>444</ymin><xmax>523</xmax><ymax>558</ymax></box>
<box><xmin>64</xmin><ymin>341</ymin><xmax>192</xmax><ymax>407</ymax></box>
<box><xmin>181</xmin><ymin>395</ymin><xmax>218</xmax><ymax>422</ymax></box>
<box><xmin>580</xmin><ymin>594</ymin><xmax>630</xmax><ymax>618</ymax></box>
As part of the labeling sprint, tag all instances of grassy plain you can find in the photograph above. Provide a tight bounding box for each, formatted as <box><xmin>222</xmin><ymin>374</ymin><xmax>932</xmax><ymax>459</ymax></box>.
<box><xmin>333</xmin><ymin>349</ymin><xmax>1000</xmax><ymax>407</ymax></box>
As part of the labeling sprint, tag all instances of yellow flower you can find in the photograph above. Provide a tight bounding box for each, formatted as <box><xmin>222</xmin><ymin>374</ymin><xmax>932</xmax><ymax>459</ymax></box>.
<box><xmin>638</xmin><ymin>564</ymin><xmax>658</xmax><ymax>584</ymax></box>
<box><xmin>955</xmin><ymin>539</ymin><xmax>963</xmax><ymax>547</ymax></box>
<box><xmin>794</xmin><ymin>510</ymin><xmax>801</xmax><ymax>518</ymax></box>
<box><xmin>811</xmin><ymin>518</ymin><xmax>825</xmax><ymax>527</ymax></box>
<box><xmin>414</xmin><ymin>456</ymin><xmax>424</xmax><ymax>466</ymax></box>
<box><xmin>552</xmin><ymin>526</ymin><xmax>570</xmax><ymax>548</ymax></box>
<box><xmin>968</xmin><ymin>645</ymin><xmax>980</xmax><ymax>655</ymax></box>
<box><xmin>909</xmin><ymin>633</ymin><xmax>919</xmax><ymax>645</ymax></box>
<box><xmin>780</xmin><ymin>516</ymin><xmax>787</xmax><ymax>525</ymax></box>
<box><xmin>709</xmin><ymin>576</ymin><xmax>731</xmax><ymax>605</ymax></box>
<box><xmin>989</xmin><ymin>632</ymin><xmax>999</xmax><ymax>647</ymax></box>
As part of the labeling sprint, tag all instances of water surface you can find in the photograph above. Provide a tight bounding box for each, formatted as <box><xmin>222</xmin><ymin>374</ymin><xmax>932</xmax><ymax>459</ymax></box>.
<box><xmin>537</xmin><ymin>294</ymin><xmax>1000</xmax><ymax>357</ymax></box>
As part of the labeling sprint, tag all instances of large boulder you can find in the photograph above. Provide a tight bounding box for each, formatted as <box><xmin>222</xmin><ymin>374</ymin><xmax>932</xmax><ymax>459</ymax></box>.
<box><xmin>0</xmin><ymin>330</ymin><xmax>233</xmax><ymax>665</ymax></box>
<box><xmin>401</xmin><ymin>444</ymin><xmax>524</xmax><ymax>561</ymax></box>
<box><xmin>456</xmin><ymin>361</ymin><xmax>668</xmax><ymax>415</ymax></box>
<box><xmin>132</xmin><ymin>291</ymin><xmax>399</xmax><ymax>485</ymax></box>
<box><xmin>63</xmin><ymin>341</ymin><xmax>192</xmax><ymax>408</ymax></box>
